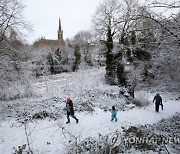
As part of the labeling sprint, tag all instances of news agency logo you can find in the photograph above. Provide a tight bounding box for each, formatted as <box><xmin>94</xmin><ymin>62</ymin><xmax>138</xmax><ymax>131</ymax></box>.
<box><xmin>108</xmin><ymin>133</ymin><xmax>180</xmax><ymax>146</ymax></box>
<box><xmin>108</xmin><ymin>133</ymin><xmax>122</xmax><ymax>147</ymax></box>
<box><xmin>124</xmin><ymin>136</ymin><xmax>180</xmax><ymax>144</ymax></box>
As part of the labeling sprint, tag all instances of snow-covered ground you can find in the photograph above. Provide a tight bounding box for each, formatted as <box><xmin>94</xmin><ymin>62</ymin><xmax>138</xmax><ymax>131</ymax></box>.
<box><xmin>0</xmin><ymin>67</ymin><xmax>179</xmax><ymax>153</ymax></box>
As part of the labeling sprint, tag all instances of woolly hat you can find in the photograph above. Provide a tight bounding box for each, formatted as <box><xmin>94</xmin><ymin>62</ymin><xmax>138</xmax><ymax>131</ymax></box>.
<box><xmin>67</xmin><ymin>97</ymin><xmax>71</xmax><ymax>102</ymax></box>
<box><xmin>156</xmin><ymin>93</ymin><xmax>160</xmax><ymax>96</ymax></box>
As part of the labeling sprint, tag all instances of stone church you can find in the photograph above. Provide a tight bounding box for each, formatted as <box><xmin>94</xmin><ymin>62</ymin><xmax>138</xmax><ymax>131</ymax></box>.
<box><xmin>33</xmin><ymin>18</ymin><xmax>64</xmax><ymax>47</ymax></box>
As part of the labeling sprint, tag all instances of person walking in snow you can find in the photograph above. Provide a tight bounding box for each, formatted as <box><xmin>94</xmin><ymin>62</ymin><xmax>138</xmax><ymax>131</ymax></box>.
<box><xmin>65</xmin><ymin>97</ymin><xmax>79</xmax><ymax>124</ymax></box>
<box><xmin>153</xmin><ymin>93</ymin><xmax>162</xmax><ymax>112</ymax></box>
<box><xmin>111</xmin><ymin>106</ymin><xmax>117</xmax><ymax>121</ymax></box>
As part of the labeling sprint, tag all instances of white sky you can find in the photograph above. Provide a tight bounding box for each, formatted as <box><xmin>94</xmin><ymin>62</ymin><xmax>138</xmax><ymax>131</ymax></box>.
<box><xmin>24</xmin><ymin>0</ymin><xmax>103</xmax><ymax>44</ymax></box>
<box><xmin>24</xmin><ymin>0</ymin><xmax>179</xmax><ymax>44</ymax></box>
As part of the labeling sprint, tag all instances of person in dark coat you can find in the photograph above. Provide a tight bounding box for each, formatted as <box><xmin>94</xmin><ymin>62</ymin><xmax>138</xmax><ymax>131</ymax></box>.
<box><xmin>66</xmin><ymin>97</ymin><xmax>79</xmax><ymax>124</ymax></box>
<box><xmin>153</xmin><ymin>93</ymin><xmax>162</xmax><ymax>112</ymax></box>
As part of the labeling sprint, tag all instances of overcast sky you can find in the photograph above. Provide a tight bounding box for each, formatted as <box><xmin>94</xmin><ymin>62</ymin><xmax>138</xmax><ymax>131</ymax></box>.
<box><xmin>24</xmin><ymin>0</ymin><xmax>103</xmax><ymax>44</ymax></box>
<box><xmin>24</xmin><ymin>0</ymin><xmax>178</xmax><ymax>44</ymax></box>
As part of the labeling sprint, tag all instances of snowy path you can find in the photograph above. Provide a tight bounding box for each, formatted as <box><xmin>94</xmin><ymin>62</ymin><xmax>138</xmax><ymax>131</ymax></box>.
<box><xmin>64</xmin><ymin>99</ymin><xmax>180</xmax><ymax>138</ymax></box>
<box><xmin>0</xmin><ymin>67</ymin><xmax>180</xmax><ymax>153</ymax></box>
<box><xmin>0</xmin><ymin>99</ymin><xmax>179</xmax><ymax>154</ymax></box>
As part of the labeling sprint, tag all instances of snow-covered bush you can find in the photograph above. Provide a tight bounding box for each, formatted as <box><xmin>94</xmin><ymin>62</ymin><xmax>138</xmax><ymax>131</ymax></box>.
<box><xmin>0</xmin><ymin>44</ymin><xmax>33</xmax><ymax>100</ymax></box>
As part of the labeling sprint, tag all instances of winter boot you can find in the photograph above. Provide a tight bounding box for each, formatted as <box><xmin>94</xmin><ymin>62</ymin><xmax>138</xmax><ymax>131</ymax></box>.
<box><xmin>66</xmin><ymin>120</ymin><xmax>70</xmax><ymax>124</ymax></box>
<box><xmin>76</xmin><ymin>119</ymin><xmax>79</xmax><ymax>123</ymax></box>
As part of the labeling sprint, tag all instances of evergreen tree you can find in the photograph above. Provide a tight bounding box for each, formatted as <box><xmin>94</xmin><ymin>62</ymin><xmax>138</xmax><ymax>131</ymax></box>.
<box><xmin>116</xmin><ymin>62</ymin><xmax>126</xmax><ymax>86</ymax></box>
<box><xmin>105</xmin><ymin>26</ymin><xmax>115</xmax><ymax>84</ymax></box>
<box><xmin>72</xmin><ymin>45</ymin><xmax>81</xmax><ymax>71</ymax></box>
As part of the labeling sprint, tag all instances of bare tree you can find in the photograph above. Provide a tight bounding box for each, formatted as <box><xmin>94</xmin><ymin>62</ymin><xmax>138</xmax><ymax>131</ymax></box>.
<box><xmin>0</xmin><ymin>0</ymin><xmax>29</xmax><ymax>43</ymax></box>
<box><xmin>140</xmin><ymin>0</ymin><xmax>180</xmax><ymax>90</ymax></box>
<box><xmin>70</xmin><ymin>30</ymin><xmax>93</xmax><ymax>47</ymax></box>
<box><xmin>0</xmin><ymin>0</ymin><xmax>32</xmax><ymax>100</ymax></box>
<box><xmin>141</xmin><ymin>0</ymin><xmax>180</xmax><ymax>45</ymax></box>
<box><xmin>92</xmin><ymin>0</ymin><xmax>123</xmax><ymax>41</ymax></box>
<box><xmin>92</xmin><ymin>0</ymin><xmax>124</xmax><ymax>84</ymax></box>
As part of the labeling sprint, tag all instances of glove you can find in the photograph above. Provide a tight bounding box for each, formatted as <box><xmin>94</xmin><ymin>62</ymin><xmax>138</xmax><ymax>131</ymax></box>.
<box><xmin>161</xmin><ymin>103</ymin><xmax>164</xmax><ymax>110</ymax></box>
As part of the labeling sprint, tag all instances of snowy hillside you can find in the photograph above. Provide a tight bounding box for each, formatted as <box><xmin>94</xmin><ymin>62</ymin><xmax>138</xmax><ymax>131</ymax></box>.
<box><xmin>0</xmin><ymin>67</ymin><xmax>180</xmax><ymax>154</ymax></box>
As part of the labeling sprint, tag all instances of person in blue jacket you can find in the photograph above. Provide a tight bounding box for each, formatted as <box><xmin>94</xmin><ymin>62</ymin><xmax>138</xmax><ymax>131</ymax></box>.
<box><xmin>111</xmin><ymin>106</ymin><xmax>117</xmax><ymax>121</ymax></box>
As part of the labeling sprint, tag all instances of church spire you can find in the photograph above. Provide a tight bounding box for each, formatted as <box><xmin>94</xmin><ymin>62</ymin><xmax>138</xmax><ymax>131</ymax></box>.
<box><xmin>58</xmin><ymin>17</ymin><xmax>63</xmax><ymax>41</ymax></box>
<box><xmin>59</xmin><ymin>17</ymin><xmax>61</xmax><ymax>31</ymax></box>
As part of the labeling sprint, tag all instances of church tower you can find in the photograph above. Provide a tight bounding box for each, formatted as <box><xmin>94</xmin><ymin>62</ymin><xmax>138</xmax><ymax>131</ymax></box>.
<box><xmin>58</xmin><ymin>18</ymin><xmax>63</xmax><ymax>41</ymax></box>
<box><xmin>33</xmin><ymin>18</ymin><xmax>64</xmax><ymax>47</ymax></box>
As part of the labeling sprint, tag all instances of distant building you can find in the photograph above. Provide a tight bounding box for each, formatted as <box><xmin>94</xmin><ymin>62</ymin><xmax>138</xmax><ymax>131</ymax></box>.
<box><xmin>33</xmin><ymin>18</ymin><xmax>64</xmax><ymax>47</ymax></box>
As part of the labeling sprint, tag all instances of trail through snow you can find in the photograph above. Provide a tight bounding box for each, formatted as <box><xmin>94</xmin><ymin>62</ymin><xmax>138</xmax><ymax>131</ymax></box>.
<box><xmin>0</xmin><ymin>99</ymin><xmax>179</xmax><ymax>154</ymax></box>
<box><xmin>0</xmin><ymin>67</ymin><xmax>180</xmax><ymax>153</ymax></box>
